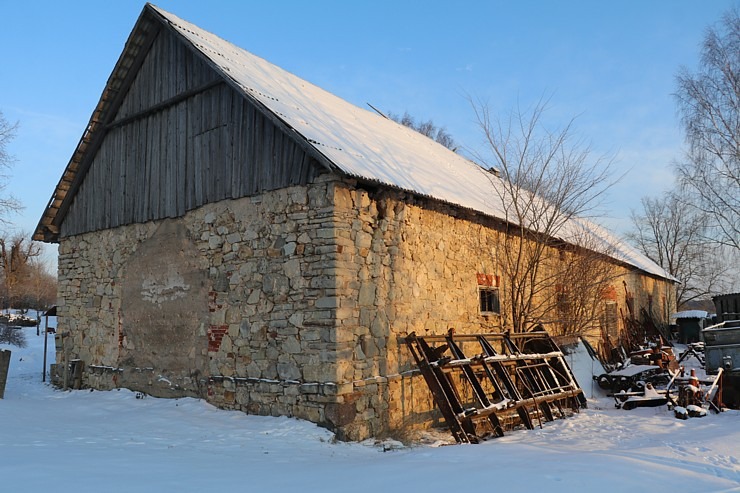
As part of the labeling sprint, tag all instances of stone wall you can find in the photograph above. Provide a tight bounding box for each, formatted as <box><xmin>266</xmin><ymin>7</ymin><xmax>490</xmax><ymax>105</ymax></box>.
<box><xmin>321</xmin><ymin>179</ymin><xmax>676</xmax><ymax>439</ymax></box>
<box><xmin>55</xmin><ymin>173</ymin><xmax>676</xmax><ymax>441</ymax></box>
<box><xmin>56</xmin><ymin>174</ymin><xmax>361</xmax><ymax>430</ymax></box>
<box><xmin>320</xmin><ymin>181</ymin><xmax>497</xmax><ymax>438</ymax></box>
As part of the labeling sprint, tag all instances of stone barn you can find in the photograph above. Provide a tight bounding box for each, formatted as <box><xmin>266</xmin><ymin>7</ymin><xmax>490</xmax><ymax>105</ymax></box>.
<box><xmin>35</xmin><ymin>4</ymin><xmax>676</xmax><ymax>440</ymax></box>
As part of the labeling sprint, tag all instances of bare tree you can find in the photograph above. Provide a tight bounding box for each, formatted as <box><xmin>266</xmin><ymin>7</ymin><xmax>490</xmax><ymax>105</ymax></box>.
<box><xmin>674</xmin><ymin>8</ymin><xmax>740</xmax><ymax>251</ymax></box>
<box><xmin>473</xmin><ymin>98</ymin><xmax>615</xmax><ymax>333</ymax></box>
<box><xmin>0</xmin><ymin>324</ymin><xmax>27</xmax><ymax>348</ymax></box>
<box><xmin>547</xmin><ymin>233</ymin><xmax>621</xmax><ymax>338</ymax></box>
<box><xmin>21</xmin><ymin>260</ymin><xmax>57</xmax><ymax>313</ymax></box>
<box><xmin>0</xmin><ymin>232</ymin><xmax>42</xmax><ymax>311</ymax></box>
<box><xmin>387</xmin><ymin>111</ymin><xmax>457</xmax><ymax>151</ymax></box>
<box><xmin>629</xmin><ymin>193</ymin><xmax>729</xmax><ymax>308</ymax></box>
<box><xmin>0</xmin><ymin>111</ymin><xmax>21</xmax><ymax>224</ymax></box>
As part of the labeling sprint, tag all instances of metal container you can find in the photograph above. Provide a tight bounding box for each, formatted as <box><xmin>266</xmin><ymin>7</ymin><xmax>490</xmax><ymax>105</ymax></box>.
<box><xmin>703</xmin><ymin>323</ymin><xmax>740</xmax><ymax>374</ymax></box>
<box><xmin>703</xmin><ymin>325</ymin><xmax>740</xmax><ymax>345</ymax></box>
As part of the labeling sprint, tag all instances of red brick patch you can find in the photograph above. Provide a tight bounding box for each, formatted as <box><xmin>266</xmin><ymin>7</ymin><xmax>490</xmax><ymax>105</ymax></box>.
<box><xmin>476</xmin><ymin>273</ymin><xmax>499</xmax><ymax>287</ymax></box>
<box><xmin>602</xmin><ymin>285</ymin><xmax>617</xmax><ymax>301</ymax></box>
<box><xmin>208</xmin><ymin>324</ymin><xmax>228</xmax><ymax>352</ymax></box>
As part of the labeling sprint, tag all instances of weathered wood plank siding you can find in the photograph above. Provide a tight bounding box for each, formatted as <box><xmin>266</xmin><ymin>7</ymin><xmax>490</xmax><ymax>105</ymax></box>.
<box><xmin>60</xmin><ymin>29</ymin><xmax>321</xmax><ymax>238</ymax></box>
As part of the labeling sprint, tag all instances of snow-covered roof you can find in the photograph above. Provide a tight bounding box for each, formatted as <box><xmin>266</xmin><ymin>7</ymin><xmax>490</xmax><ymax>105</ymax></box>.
<box><xmin>146</xmin><ymin>6</ymin><xmax>673</xmax><ymax>281</ymax></box>
<box><xmin>713</xmin><ymin>292</ymin><xmax>740</xmax><ymax>299</ymax></box>
<box><xmin>34</xmin><ymin>4</ymin><xmax>674</xmax><ymax>281</ymax></box>
<box><xmin>673</xmin><ymin>310</ymin><xmax>709</xmax><ymax>319</ymax></box>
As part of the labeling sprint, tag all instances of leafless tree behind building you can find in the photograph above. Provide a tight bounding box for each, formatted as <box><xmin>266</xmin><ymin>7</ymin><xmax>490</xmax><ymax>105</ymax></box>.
<box><xmin>387</xmin><ymin>111</ymin><xmax>457</xmax><ymax>151</ymax></box>
<box><xmin>674</xmin><ymin>8</ymin><xmax>740</xmax><ymax>252</ymax></box>
<box><xmin>0</xmin><ymin>233</ymin><xmax>46</xmax><ymax>311</ymax></box>
<box><xmin>473</xmin><ymin>98</ymin><xmax>617</xmax><ymax>334</ymax></box>
<box><xmin>0</xmin><ymin>111</ymin><xmax>21</xmax><ymax>224</ymax></box>
<box><xmin>629</xmin><ymin>192</ymin><xmax>730</xmax><ymax>308</ymax></box>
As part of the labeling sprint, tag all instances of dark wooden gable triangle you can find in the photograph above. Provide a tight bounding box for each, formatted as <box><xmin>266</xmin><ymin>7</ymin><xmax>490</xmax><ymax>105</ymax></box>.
<box><xmin>35</xmin><ymin>4</ymin><xmax>328</xmax><ymax>243</ymax></box>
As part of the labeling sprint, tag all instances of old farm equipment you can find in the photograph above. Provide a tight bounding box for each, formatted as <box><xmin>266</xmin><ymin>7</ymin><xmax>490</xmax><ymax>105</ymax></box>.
<box><xmin>701</xmin><ymin>321</ymin><xmax>740</xmax><ymax>408</ymax></box>
<box><xmin>406</xmin><ymin>329</ymin><xmax>587</xmax><ymax>444</ymax></box>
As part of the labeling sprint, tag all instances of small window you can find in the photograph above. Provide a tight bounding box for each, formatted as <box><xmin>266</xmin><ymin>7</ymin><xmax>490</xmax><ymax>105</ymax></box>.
<box><xmin>479</xmin><ymin>287</ymin><xmax>500</xmax><ymax>314</ymax></box>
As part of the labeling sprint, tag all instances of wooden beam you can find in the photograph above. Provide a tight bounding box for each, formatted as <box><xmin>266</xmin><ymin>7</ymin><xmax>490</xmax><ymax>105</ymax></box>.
<box><xmin>106</xmin><ymin>79</ymin><xmax>223</xmax><ymax>130</ymax></box>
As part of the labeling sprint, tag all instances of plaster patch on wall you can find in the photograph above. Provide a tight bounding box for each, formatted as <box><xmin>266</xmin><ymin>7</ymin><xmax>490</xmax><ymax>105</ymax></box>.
<box><xmin>120</xmin><ymin>219</ymin><xmax>209</xmax><ymax>380</ymax></box>
<box><xmin>141</xmin><ymin>270</ymin><xmax>191</xmax><ymax>304</ymax></box>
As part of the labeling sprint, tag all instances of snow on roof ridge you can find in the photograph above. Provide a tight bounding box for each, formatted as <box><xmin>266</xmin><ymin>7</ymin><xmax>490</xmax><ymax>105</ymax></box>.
<box><xmin>150</xmin><ymin>5</ymin><xmax>674</xmax><ymax>281</ymax></box>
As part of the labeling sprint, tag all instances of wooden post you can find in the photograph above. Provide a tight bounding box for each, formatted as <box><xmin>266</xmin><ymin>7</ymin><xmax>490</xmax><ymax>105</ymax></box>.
<box><xmin>0</xmin><ymin>349</ymin><xmax>11</xmax><ymax>398</ymax></box>
<box><xmin>62</xmin><ymin>361</ymin><xmax>69</xmax><ymax>390</ymax></box>
<box><xmin>42</xmin><ymin>312</ymin><xmax>49</xmax><ymax>382</ymax></box>
<box><xmin>70</xmin><ymin>360</ymin><xmax>84</xmax><ymax>390</ymax></box>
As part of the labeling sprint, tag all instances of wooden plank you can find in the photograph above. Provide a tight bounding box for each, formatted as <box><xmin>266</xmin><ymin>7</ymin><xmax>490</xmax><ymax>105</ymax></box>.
<box><xmin>163</xmin><ymin>106</ymin><xmax>174</xmax><ymax>218</ymax></box>
<box><xmin>176</xmin><ymin>101</ymin><xmax>186</xmax><ymax>216</ymax></box>
<box><xmin>107</xmin><ymin>79</ymin><xmax>223</xmax><ymax>131</ymax></box>
<box><xmin>219</xmin><ymin>86</ymin><xmax>231</xmax><ymax>200</ymax></box>
<box><xmin>245</xmin><ymin>103</ymin><xmax>257</xmax><ymax>195</ymax></box>
<box><xmin>149</xmin><ymin>114</ymin><xmax>159</xmax><ymax>221</ymax></box>
<box><xmin>229</xmin><ymin>92</ymin><xmax>241</xmax><ymax>199</ymax></box>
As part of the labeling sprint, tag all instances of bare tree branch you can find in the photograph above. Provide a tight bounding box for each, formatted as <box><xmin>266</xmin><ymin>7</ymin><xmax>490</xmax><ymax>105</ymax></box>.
<box><xmin>387</xmin><ymin>111</ymin><xmax>457</xmax><ymax>151</ymax></box>
<box><xmin>0</xmin><ymin>232</ymin><xmax>45</xmax><ymax>311</ymax></box>
<box><xmin>674</xmin><ymin>8</ymin><xmax>740</xmax><ymax>251</ymax></box>
<box><xmin>0</xmin><ymin>110</ymin><xmax>22</xmax><ymax>224</ymax></box>
<box><xmin>472</xmin><ymin>97</ymin><xmax>618</xmax><ymax>334</ymax></box>
<box><xmin>628</xmin><ymin>192</ymin><xmax>730</xmax><ymax>308</ymax></box>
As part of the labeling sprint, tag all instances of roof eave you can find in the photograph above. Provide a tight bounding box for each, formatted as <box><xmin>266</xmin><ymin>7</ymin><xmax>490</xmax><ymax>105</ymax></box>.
<box><xmin>33</xmin><ymin>5</ymin><xmax>164</xmax><ymax>243</ymax></box>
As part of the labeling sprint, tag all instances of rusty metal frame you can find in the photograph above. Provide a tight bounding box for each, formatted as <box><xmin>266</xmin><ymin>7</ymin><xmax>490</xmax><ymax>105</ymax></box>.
<box><xmin>406</xmin><ymin>329</ymin><xmax>587</xmax><ymax>443</ymax></box>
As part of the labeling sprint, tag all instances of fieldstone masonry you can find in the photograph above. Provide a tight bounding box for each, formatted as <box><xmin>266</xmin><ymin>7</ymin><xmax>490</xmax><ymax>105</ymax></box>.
<box><xmin>55</xmin><ymin>173</ymin><xmax>675</xmax><ymax>440</ymax></box>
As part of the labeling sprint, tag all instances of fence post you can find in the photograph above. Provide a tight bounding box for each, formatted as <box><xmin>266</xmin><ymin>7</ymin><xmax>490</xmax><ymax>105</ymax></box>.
<box><xmin>0</xmin><ymin>349</ymin><xmax>11</xmax><ymax>398</ymax></box>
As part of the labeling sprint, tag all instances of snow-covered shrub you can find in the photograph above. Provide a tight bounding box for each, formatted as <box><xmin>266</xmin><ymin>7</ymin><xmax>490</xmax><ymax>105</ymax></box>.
<box><xmin>0</xmin><ymin>323</ymin><xmax>27</xmax><ymax>348</ymax></box>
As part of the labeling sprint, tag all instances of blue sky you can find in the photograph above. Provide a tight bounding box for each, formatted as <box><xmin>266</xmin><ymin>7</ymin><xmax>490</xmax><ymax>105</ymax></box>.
<box><xmin>1</xmin><ymin>1</ymin><xmax>737</xmax><ymax>262</ymax></box>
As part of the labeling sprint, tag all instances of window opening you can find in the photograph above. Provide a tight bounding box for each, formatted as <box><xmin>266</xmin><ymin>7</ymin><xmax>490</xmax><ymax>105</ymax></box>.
<box><xmin>479</xmin><ymin>287</ymin><xmax>500</xmax><ymax>314</ymax></box>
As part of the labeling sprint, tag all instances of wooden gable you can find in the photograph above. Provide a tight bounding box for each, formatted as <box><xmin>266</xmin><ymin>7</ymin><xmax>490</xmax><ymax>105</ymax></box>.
<box><xmin>35</xmin><ymin>6</ymin><xmax>326</xmax><ymax>242</ymax></box>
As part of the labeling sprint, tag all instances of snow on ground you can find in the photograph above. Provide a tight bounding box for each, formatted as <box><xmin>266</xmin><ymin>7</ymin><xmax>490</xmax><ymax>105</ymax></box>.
<box><xmin>1</xmin><ymin>327</ymin><xmax>738</xmax><ymax>492</ymax></box>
